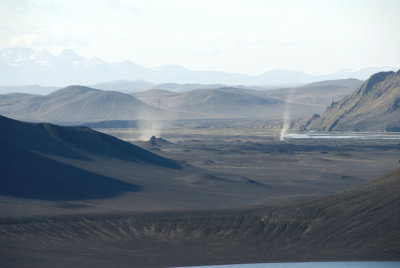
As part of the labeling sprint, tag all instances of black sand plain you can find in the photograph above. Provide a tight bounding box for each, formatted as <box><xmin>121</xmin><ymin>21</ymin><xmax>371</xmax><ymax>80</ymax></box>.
<box><xmin>0</xmin><ymin>117</ymin><xmax>399</xmax><ymax>267</ymax></box>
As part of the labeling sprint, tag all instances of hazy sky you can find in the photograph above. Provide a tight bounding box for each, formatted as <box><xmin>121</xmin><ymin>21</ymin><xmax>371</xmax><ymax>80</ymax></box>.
<box><xmin>1</xmin><ymin>0</ymin><xmax>399</xmax><ymax>75</ymax></box>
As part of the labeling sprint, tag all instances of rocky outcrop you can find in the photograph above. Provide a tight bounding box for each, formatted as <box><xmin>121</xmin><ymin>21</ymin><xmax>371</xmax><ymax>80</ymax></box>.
<box><xmin>294</xmin><ymin>70</ymin><xmax>400</xmax><ymax>132</ymax></box>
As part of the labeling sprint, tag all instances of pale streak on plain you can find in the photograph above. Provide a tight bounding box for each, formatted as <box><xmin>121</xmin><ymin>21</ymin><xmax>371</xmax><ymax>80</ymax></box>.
<box><xmin>280</xmin><ymin>88</ymin><xmax>296</xmax><ymax>141</ymax></box>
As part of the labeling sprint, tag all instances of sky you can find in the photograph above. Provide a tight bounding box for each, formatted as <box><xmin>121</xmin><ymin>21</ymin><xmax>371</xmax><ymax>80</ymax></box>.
<box><xmin>0</xmin><ymin>0</ymin><xmax>399</xmax><ymax>75</ymax></box>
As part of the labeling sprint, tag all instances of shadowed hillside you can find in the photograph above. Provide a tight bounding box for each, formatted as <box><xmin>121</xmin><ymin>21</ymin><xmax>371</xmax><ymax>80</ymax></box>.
<box><xmin>0</xmin><ymin>115</ymin><xmax>180</xmax><ymax>200</ymax></box>
<box><xmin>0</xmin><ymin>141</ymin><xmax>140</xmax><ymax>200</ymax></box>
<box><xmin>0</xmin><ymin>115</ymin><xmax>180</xmax><ymax>168</ymax></box>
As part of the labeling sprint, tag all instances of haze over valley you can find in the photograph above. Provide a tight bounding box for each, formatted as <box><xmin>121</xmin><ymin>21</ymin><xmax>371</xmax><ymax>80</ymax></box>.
<box><xmin>1</xmin><ymin>1</ymin><xmax>399</xmax><ymax>267</ymax></box>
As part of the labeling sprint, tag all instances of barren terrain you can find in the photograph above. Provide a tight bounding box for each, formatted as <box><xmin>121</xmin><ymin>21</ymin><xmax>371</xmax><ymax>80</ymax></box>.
<box><xmin>1</xmin><ymin>116</ymin><xmax>399</xmax><ymax>267</ymax></box>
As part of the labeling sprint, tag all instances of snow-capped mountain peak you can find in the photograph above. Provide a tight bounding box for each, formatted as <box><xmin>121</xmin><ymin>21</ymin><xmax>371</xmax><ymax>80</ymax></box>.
<box><xmin>0</xmin><ymin>47</ymin><xmax>397</xmax><ymax>86</ymax></box>
<box><xmin>30</xmin><ymin>49</ymin><xmax>56</xmax><ymax>66</ymax></box>
<box><xmin>0</xmin><ymin>47</ymin><xmax>35</xmax><ymax>64</ymax></box>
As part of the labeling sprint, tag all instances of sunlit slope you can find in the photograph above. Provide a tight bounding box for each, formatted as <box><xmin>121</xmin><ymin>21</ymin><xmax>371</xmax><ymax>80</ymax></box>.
<box><xmin>318</xmin><ymin>70</ymin><xmax>400</xmax><ymax>131</ymax></box>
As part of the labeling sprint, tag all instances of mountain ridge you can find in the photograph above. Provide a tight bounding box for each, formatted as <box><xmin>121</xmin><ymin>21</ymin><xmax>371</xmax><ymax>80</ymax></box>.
<box><xmin>0</xmin><ymin>85</ymin><xmax>171</xmax><ymax>123</ymax></box>
<box><xmin>293</xmin><ymin>70</ymin><xmax>400</xmax><ymax>131</ymax></box>
<box><xmin>0</xmin><ymin>79</ymin><xmax>362</xmax><ymax>122</ymax></box>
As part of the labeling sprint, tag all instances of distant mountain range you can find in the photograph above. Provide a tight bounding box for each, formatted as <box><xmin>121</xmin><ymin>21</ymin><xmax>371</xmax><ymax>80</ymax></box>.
<box><xmin>0</xmin><ymin>82</ymin><xmax>257</xmax><ymax>95</ymax></box>
<box><xmin>0</xmin><ymin>85</ymin><xmax>59</xmax><ymax>95</ymax></box>
<box><xmin>0</xmin><ymin>47</ymin><xmax>397</xmax><ymax>86</ymax></box>
<box><xmin>131</xmin><ymin>78</ymin><xmax>362</xmax><ymax>119</ymax></box>
<box><xmin>91</xmin><ymin>80</ymin><xmax>238</xmax><ymax>93</ymax></box>
<box><xmin>0</xmin><ymin>78</ymin><xmax>361</xmax><ymax>123</ymax></box>
<box><xmin>294</xmin><ymin>70</ymin><xmax>400</xmax><ymax>132</ymax></box>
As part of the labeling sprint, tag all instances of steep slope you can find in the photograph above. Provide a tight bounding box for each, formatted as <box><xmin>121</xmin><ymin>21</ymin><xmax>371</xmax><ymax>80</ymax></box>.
<box><xmin>317</xmin><ymin>70</ymin><xmax>400</xmax><ymax>131</ymax></box>
<box><xmin>0</xmin><ymin>86</ymin><xmax>168</xmax><ymax>122</ymax></box>
<box><xmin>0</xmin><ymin>115</ymin><xmax>180</xmax><ymax>200</ymax></box>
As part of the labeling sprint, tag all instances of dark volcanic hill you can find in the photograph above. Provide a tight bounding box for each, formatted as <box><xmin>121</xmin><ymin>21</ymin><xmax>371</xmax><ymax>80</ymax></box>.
<box><xmin>295</xmin><ymin>70</ymin><xmax>400</xmax><ymax>131</ymax></box>
<box><xmin>0</xmin><ymin>115</ymin><xmax>180</xmax><ymax>200</ymax></box>
<box><xmin>0</xmin><ymin>85</ymin><xmax>167</xmax><ymax>123</ymax></box>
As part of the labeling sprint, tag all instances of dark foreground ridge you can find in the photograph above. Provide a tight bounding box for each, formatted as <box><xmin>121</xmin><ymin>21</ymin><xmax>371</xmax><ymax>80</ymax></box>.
<box><xmin>0</xmin><ymin>166</ymin><xmax>399</xmax><ymax>267</ymax></box>
<box><xmin>0</xmin><ymin>115</ymin><xmax>180</xmax><ymax>200</ymax></box>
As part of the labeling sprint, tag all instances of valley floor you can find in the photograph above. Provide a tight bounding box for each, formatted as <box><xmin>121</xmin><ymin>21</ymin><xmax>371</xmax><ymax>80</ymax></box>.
<box><xmin>1</xmin><ymin>127</ymin><xmax>399</xmax><ymax>267</ymax></box>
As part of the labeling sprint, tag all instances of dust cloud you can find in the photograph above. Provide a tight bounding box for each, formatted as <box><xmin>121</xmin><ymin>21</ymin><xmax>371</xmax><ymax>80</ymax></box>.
<box><xmin>280</xmin><ymin>88</ymin><xmax>296</xmax><ymax>141</ymax></box>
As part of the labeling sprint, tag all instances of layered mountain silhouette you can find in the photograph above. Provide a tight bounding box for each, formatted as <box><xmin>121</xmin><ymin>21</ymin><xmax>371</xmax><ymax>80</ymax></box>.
<box><xmin>0</xmin><ymin>85</ymin><xmax>169</xmax><ymax>122</ymax></box>
<box><xmin>91</xmin><ymin>80</ymin><xmax>231</xmax><ymax>93</ymax></box>
<box><xmin>1</xmin><ymin>82</ymin><xmax>356</xmax><ymax>121</ymax></box>
<box><xmin>294</xmin><ymin>70</ymin><xmax>400</xmax><ymax>131</ymax></box>
<box><xmin>0</xmin><ymin>47</ymin><xmax>396</xmax><ymax>86</ymax></box>
<box><xmin>132</xmin><ymin>80</ymin><xmax>362</xmax><ymax>119</ymax></box>
<box><xmin>0</xmin><ymin>85</ymin><xmax>59</xmax><ymax>95</ymax></box>
<box><xmin>0</xmin><ymin>115</ymin><xmax>180</xmax><ymax>200</ymax></box>
<box><xmin>0</xmin><ymin>81</ymin><xmax>268</xmax><ymax>95</ymax></box>
<box><xmin>133</xmin><ymin>87</ymin><xmax>283</xmax><ymax>116</ymax></box>
<box><xmin>132</xmin><ymin>87</ymin><xmax>318</xmax><ymax>119</ymax></box>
